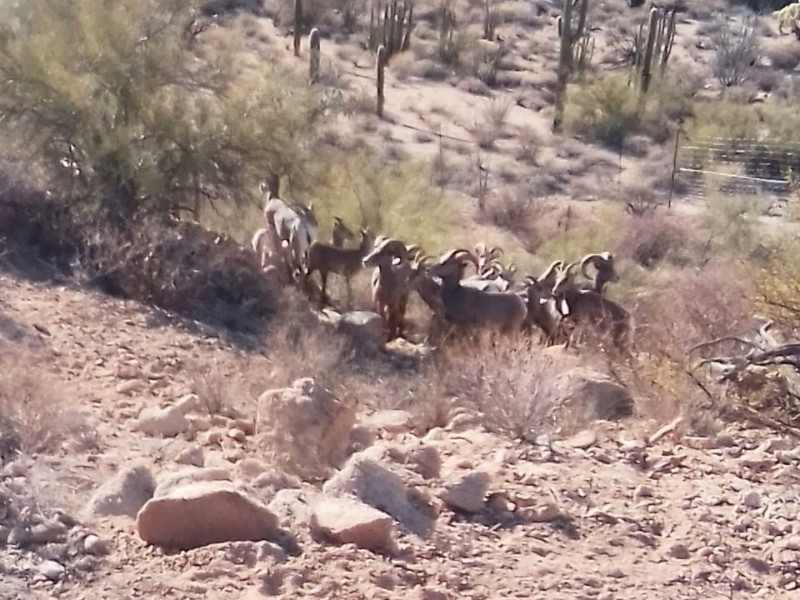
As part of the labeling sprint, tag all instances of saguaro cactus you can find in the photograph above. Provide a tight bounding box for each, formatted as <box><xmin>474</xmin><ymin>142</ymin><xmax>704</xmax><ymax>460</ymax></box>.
<box><xmin>294</xmin><ymin>0</ymin><xmax>303</xmax><ymax>57</ymax></box>
<box><xmin>368</xmin><ymin>0</ymin><xmax>414</xmax><ymax>60</ymax></box>
<box><xmin>553</xmin><ymin>0</ymin><xmax>590</xmax><ymax>133</ymax></box>
<box><xmin>377</xmin><ymin>45</ymin><xmax>387</xmax><ymax>117</ymax></box>
<box><xmin>633</xmin><ymin>6</ymin><xmax>677</xmax><ymax>94</ymax></box>
<box><xmin>309</xmin><ymin>28</ymin><xmax>321</xmax><ymax>82</ymax></box>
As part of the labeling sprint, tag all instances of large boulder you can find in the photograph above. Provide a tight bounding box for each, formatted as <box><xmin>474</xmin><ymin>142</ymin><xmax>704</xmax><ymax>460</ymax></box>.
<box><xmin>84</xmin><ymin>465</ymin><xmax>156</xmax><ymax>519</ymax></box>
<box><xmin>256</xmin><ymin>378</ymin><xmax>356</xmax><ymax>480</ymax></box>
<box><xmin>310</xmin><ymin>497</ymin><xmax>393</xmax><ymax>552</ymax></box>
<box><xmin>323</xmin><ymin>454</ymin><xmax>437</xmax><ymax>537</ymax></box>
<box><xmin>547</xmin><ymin>368</ymin><xmax>634</xmax><ymax>425</ymax></box>
<box><xmin>136</xmin><ymin>481</ymin><xmax>279</xmax><ymax>550</ymax></box>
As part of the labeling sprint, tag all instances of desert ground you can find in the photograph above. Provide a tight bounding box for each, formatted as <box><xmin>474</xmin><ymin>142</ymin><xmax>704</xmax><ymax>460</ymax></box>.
<box><xmin>2</xmin><ymin>0</ymin><xmax>800</xmax><ymax>599</ymax></box>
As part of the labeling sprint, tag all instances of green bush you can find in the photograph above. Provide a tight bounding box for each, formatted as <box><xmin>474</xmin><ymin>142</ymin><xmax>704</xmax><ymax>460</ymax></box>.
<box><xmin>566</xmin><ymin>73</ymin><xmax>691</xmax><ymax>149</ymax></box>
<box><xmin>0</xmin><ymin>0</ymin><xmax>320</xmax><ymax>222</ymax></box>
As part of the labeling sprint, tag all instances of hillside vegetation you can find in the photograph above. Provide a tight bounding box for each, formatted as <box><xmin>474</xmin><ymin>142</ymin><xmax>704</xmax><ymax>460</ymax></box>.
<box><xmin>1</xmin><ymin>0</ymin><xmax>800</xmax><ymax>598</ymax></box>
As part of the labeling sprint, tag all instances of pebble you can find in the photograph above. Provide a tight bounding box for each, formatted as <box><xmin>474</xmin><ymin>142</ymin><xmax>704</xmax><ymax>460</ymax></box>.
<box><xmin>83</xmin><ymin>534</ymin><xmax>111</xmax><ymax>556</ymax></box>
<box><xmin>633</xmin><ymin>485</ymin><xmax>654</xmax><ymax>500</ymax></box>
<box><xmin>741</xmin><ymin>491</ymin><xmax>762</xmax><ymax>509</ymax></box>
<box><xmin>668</xmin><ymin>543</ymin><xmax>691</xmax><ymax>559</ymax></box>
<box><xmin>39</xmin><ymin>560</ymin><xmax>65</xmax><ymax>582</ymax></box>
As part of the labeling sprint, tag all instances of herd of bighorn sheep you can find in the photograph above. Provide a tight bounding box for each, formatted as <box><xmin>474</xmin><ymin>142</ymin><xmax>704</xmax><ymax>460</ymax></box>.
<box><xmin>251</xmin><ymin>185</ymin><xmax>633</xmax><ymax>352</ymax></box>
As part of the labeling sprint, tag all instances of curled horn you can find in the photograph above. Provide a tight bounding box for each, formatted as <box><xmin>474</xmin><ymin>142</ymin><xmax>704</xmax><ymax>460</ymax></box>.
<box><xmin>489</xmin><ymin>246</ymin><xmax>503</xmax><ymax>259</ymax></box>
<box><xmin>538</xmin><ymin>260</ymin><xmax>564</xmax><ymax>283</ymax></box>
<box><xmin>580</xmin><ymin>252</ymin><xmax>608</xmax><ymax>280</ymax></box>
<box><xmin>437</xmin><ymin>247</ymin><xmax>474</xmax><ymax>265</ymax></box>
<box><xmin>376</xmin><ymin>237</ymin><xmax>410</xmax><ymax>259</ymax></box>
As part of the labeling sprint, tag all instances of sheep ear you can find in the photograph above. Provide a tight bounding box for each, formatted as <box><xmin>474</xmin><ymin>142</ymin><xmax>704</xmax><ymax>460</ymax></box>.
<box><xmin>559</xmin><ymin>298</ymin><xmax>570</xmax><ymax>316</ymax></box>
<box><xmin>538</xmin><ymin>298</ymin><xmax>549</xmax><ymax>305</ymax></box>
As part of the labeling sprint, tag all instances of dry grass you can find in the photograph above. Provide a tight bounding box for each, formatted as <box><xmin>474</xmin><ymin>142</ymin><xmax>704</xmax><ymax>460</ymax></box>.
<box><xmin>0</xmin><ymin>346</ymin><xmax>78</xmax><ymax>460</ymax></box>
<box><xmin>421</xmin><ymin>334</ymin><xmax>586</xmax><ymax>439</ymax></box>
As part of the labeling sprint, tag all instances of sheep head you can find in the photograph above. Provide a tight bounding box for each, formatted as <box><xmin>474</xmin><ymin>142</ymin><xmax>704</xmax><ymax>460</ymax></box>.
<box><xmin>537</xmin><ymin>260</ymin><xmax>565</xmax><ymax>290</ymax></box>
<box><xmin>551</xmin><ymin>262</ymin><xmax>579</xmax><ymax>316</ymax></box>
<box><xmin>430</xmin><ymin>248</ymin><xmax>479</xmax><ymax>280</ymax></box>
<box><xmin>362</xmin><ymin>237</ymin><xmax>408</xmax><ymax>267</ymax></box>
<box><xmin>331</xmin><ymin>217</ymin><xmax>355</xmax><ymax>244</ymax></box>
<box><xmin>580</xmin><ymin>251</ymin><xmax>619</xmax><ymax>283</ymax></box>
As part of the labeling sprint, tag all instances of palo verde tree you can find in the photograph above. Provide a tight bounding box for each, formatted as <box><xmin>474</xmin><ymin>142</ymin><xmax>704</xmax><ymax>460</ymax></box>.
<box><xmin>0</xmin><ymin>0</ymin><xmax>321</xmax><ymax>224</ymax></box>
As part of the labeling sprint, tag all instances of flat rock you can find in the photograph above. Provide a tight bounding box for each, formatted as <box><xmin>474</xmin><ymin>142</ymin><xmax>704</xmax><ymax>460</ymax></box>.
<box><xmin>359</xmin><ymin>410</ymin><xmax>414</xmax><ymax>434</ymax></box>
<box><xmin>323</xmin><ymin>454</ymin><xmax>437</xmax><ymax>537</ymax></box>
<box><xmin>310</xmin><ymin>496</ymin><xmax>393</xmax><ymax>551</ymax></box>
<box><xmin>136</xmin><ymin>480</ymin><xmax>279</xmax><ymax>550</ymax></box>
<box><xmin>438</xmin><ymin>471</ymin><xmax>490</xmax><ymax>513</ymax></box>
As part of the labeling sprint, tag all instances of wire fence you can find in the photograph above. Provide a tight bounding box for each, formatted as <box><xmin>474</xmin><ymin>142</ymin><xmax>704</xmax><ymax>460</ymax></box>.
<box><xmin>676</xmin><ymin>136</ymin><xmax>800</xmax><ymax>208</ymax></box>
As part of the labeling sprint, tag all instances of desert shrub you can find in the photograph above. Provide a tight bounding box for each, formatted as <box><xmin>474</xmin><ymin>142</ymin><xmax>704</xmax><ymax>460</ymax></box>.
<box><xmin>426</xmin><ymin>335</ymin><xmax>584</xmax><ymax>439</ymax></box>
<box><xmin>755</xmin><ymin>237</ymin><xmax>800</xmax><ymax>333</ymax></box>
<box><xmin>620</xmin><ymin>262</ymin><xmax>755</xmax><ymax>425</ymax></box>
<box><xmin>615</xmin><ymin>213</ymin><xmax>699</xmax><ymax>268</ymax></box>
<box><xmin>0</xmin><ymin>348</ymin><xmax>78</xmax><ymax>460</ymax></box>
<box><xmin>479</xmin><ymin>192</ymin><xmax>544</xmax><ymax>248</ymax></box>
<box><xmin>710</xmin><ymin>14</ymin><xmax>761</xmax><ymax>87</ymax></box>
<box><xmin>0</xmin><ymin>0</ymin><xmax>320</xmax><ymax>223</ymax></box>
<box><xmin>536</xmin><ymin>203</ymin><xmax>625</xmax><ymax>265</ymax></box>
<box><xmin>566</xmin><ymin>73</ymin><xmax>691</xmax><ymax>149</ymax></box>
<box><xmin>702</xmin><ymin>194</ymin><xmax>760</xmax><ymax>257</ymax></box>
<box><xmin>307</xmin><ymin>152</ymin><xmax>464</xmax><ymax>255</ymax></box>
<box><xmin>73</xmin><ymin>217</ymin><xmax>280</xmax><ymax>331</ymax></box>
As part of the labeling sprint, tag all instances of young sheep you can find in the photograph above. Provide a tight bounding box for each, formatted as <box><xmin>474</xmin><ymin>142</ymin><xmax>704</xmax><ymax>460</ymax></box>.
<box><xmin>305</xmin><ymin>228</ymin><xmax>375</xmax><ymax>308</ymax></box>
<box><xmin>362</xmin><ymin>237</ymin><xmax>416</xmax><ymax>341</ymax></box>
<box><xmin>426</xmin><ymin>248</ymin><xmax>528</xmax><ymax>335</ymax></box>
<box><xmin>519</xmin><ymin>275</ymin><xmax>567</xmax><ymax>345</ymax></box>
<box><xmin>551</xmin><ymin>262</ymin><xmax>633</xmax><ymax>352</ymax></box>
<box><xmin>578</xmin><ymin>251</ymin><xmax>619</xmax><ymax>295</ymax></box>
<box><xmin>331</xmin><ymin>217</ymin><xmax>355</xmax><ymax>248</ymax></box>
<box><xmin>261</xmin><ymin>185</ymin><xmax>317</xmax><ymax>278</ymax></box>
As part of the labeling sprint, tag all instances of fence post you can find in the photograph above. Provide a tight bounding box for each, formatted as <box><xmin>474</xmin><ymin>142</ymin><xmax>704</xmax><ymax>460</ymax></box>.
<box><xmin>668</xmin><ymin>127</ymin><xmax>680</xmax><ymax>209</ymax></box>
<box><xmin>293</xmin><ymin>0</ymin><xmax>302</xmax><ymax>57</ymax></box>
<box><xmin>376</xmin><ymin>45</ymin><xmax>386</xmax><ymax>117</ymax></box>
<box><xmin>309</xmin><ymin>28</ymin><xmax>320</xmax><ymax>83</ymax></box>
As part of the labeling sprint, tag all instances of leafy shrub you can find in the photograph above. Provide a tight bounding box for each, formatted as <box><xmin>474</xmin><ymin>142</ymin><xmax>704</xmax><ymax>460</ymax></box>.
<box><xmin>710</xmin><ymin>14</ymin><xmax>761</xmax><ymax>87</ymax></box>
<box><xmin>0</xmin><ymin>0</ymin><xmax>320</xmax><ymax>222</ymax></box>
<box><xmin>566</xmin><ymin>73</ymin><xmax>691</xmax><ymax>149</ymax></box>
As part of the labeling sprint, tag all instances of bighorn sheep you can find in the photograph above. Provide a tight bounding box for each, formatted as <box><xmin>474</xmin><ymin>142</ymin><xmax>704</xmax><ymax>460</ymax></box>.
<box><xmin>362</xmin><ymin>237</ymin><xmax>417</xmax><ymax>341</ymax></box>
<box><xmin>578</xmin><ymin>251</ymin><xmax>619</xmax><ymax>294</ymax></box>
<box><xmin>426</xmin><ymin>248</ymin><xmax>528</xmax><ymax>335</ymax></box>
<box><xmin>261</xmin><ymin>185</ymin><xmax>317</xmax><ymax>278</ymax></box>
<box><xmin>551</xmin><ymin>262</ymin><xmax>633</xmax><ymax>352</ymax></box>
<box><xmin>518</xmin><ymin>262</ymin><xmax>571</xmax><ymax>345</ymax></box>
<box><xmin>331</xmin><ymin>217</ymin><xmax>355</xmax><ymax>247</ymax></box>
<box><xmin>305</xmin><ymin>228</ymin><xmax>375</xmax><ymax>307</ymax></box>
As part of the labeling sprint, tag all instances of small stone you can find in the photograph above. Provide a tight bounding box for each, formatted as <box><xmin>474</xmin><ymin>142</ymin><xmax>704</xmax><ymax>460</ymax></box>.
<box><xmin>668</xmin><ymin>543</ymin><xmax>691</xmax><ymax>559</ymax></box>
<box><xmin>526</xmin><ymin>503</ymin><xmax>564</xmax><ymax>523</ymax></box>
<box><xmin>438</xmin><ymin>471</ymin><xmax>490</xmax><ymax>513</ymax></box>
<box><xmin>227</xmin><ymin>428</ymin><xmax>246</xmax><ymax>443</ymax></box>
<box><xmin>713</xmin><ymin>434</ymin><xmax>737</xmax><ymax>448</ymax></box>
<box><xmin>175</xmin><ymin>446</ymin><xmax>204</xmax><ymax>468</ymax></box>
<box><xmin>39</xmin><ymin>560</ymin><xmax>66</xmax><ymax>582</ymax></box>
<box><xmin>633</xmin><ymin>485</ymin><xmax>654</xmax><ymax>500</ymax></box>
<box><xmin>82</xmin><ymin>534</ymin><xmax>111</xmax><ymax>556</ymax></box>
<box><xmin>741</xmin><ymin>491</ymin><xmax>762</xmax><ymax>509</ymax></box>
<box><xmin>746</xmin><ymin>556</ymin><xmax>771</xmax><ymax>574</ymax></box>
<box><xmin>781</xmin><ymin>536</ymin><xmax>800</xmax><ymax>551</ymax></box>
<box><xmin>116</xmin><ymin>380</ymin><xmax>146</xmax><ymax>395</ymax></box>
<box><xmin>564</xmin><ymin>430</ymin><xmax>596</xmax><ymax>450</ymax></box>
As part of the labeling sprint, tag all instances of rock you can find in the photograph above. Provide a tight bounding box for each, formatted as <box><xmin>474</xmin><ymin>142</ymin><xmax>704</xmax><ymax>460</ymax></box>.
<box><xmin>136</xmin><ymin>481</ymin><xmax>279</xmax><ymax>550</ymax></box>
<box><xmin>760</xmin><ymin>438</ymin><xmax>790</xmax><ymax>453</ymax></box>
<box><xmin>358</xmin><ymin>410</ymin><xmax>414</xmax><ymax>435</ymax></box>
<box><xmin>524</xmin><ymin>503</ymin><xmax>565</xmax><ymax>523</ymax></box>
<box><xmin>633</xmin><ymin>485</ymin><xmax>654</xmax><ymax>500</ymax></box>
<box><xmin>115</xmin><ymin>380</ymin><xmax>145</xmax><ymax>396</ymax></box>
<box><xmin>713</xmin><ymin>434</ymin><xmax>738</xmax><ymax>448</ymax></box>
<box><xmin>227</xmin><ymin>428</ymin><xmax>247</xmax><ymax>442</ymax></box>
<box><xmin>256</xmin><ymin>378</ymin><xmax>356</xmax><ymax>480</ymax></box>
<box><xmin>82</xmin><ymin>534</ymin><xmax>111</xmax><ymax>556</ymax></box>
<box><xmin>28</xmin><ymin>519</ymin><xmax>68</xmax><ymax>544</ymax></box>
<box><xmin>175</xmin><ymin>446</ymin><xmax>205</xmax><ymax>467</ymax></box>
<box><xmin>85</xmin><ymin>465</ymin><xmax>156</xmax><ymax>519</ymax></box>
<box><xmin>563</xmin><ymin>429</ymin><xmax>597</xmax><ymax>449</ymax></box>
<box><xmin>405</xmin><ymin>443</ymin><xmax>441</xmax><ymax>480</ymax></box>
<box><xmin>547</xmin><ymin>368</ymin><xmax>634</xmax><ymax>425</ymax></box>
<box><xmin>132</xmin><ymin>394</ymin><xmax>201</xmax><ymax>438</ymax></box>
<box><xmin>310</xmin><ymin>497</ymin><xmax>393</xmax><ymax>551</ymax></box>
<box><xmin>438</xmin><ymin>471</ymin><xmax>490</xmax><ymax>513</ymax></box>
<box><xmin>154</xmin><ymin>467</ymin><xmax>232</xmax><ymax>498</ymax></box>
<box><xmin>741</xmin><ymin>491</ymin><xmax>762</xmax><ymax>509</ymax></box>
<box><xmin>781</xmin><ymin>536</ymin><xmax>800</xmax><ymax>551</ymax></box>
<box><xmin>336</xmin><ymin>311</ymin><xmax>385</xmax><ymax>350</ymax></box>
<box><xmin>39</xmin><ymin>560</ymin><xmax>66</xmax><ymax>582</ymax></box>
<box><xmin>269</xmin><ymin>488</ymin><xmax>320</xmax><ymax>527</ymax></box>
<box><xmin>323</xmin><ymin>454</ymin><xmax>437</xmax><ymax>536</ymax></box>
<box><xmin>668</xmin><ymin>543</ymin><xmax>691</xmax><ymax>559</ymax></box>
<box><xmin>746</xmin><ymin>556</ymin><xmax>771</xmax><ymax>574</ymax></box>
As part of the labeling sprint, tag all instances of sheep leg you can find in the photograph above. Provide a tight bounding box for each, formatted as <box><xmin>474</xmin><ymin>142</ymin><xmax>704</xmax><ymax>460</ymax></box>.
<box><xmin>319</xmin><ymin>271</ymin><xmax>330</xmax><ymax>307</ymax></box>
<box><xmin>345</xmin><ymin>277</ymin><xmax>353</xmax><ymax>310</ymax></box>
